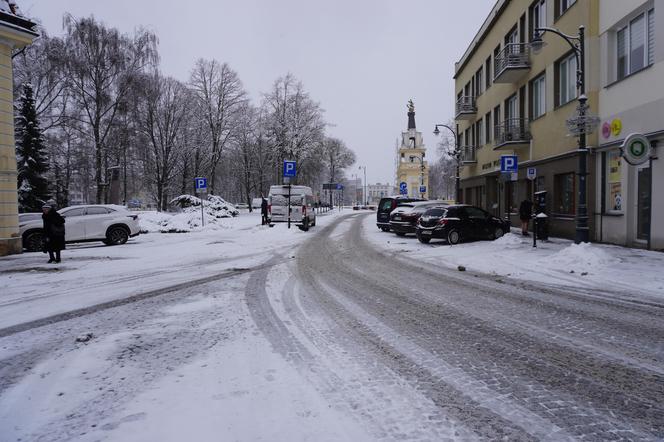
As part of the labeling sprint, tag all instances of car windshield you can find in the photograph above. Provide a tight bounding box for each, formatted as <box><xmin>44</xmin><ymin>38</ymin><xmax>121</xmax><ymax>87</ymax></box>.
<box><xmin>379</xmin><ymin>200</ymin><xmax>393</xmax><ymax>211</ymax></box>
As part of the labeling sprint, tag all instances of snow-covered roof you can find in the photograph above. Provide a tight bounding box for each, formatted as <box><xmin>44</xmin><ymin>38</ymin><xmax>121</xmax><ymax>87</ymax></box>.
<box><xmin>0</xmin><ymin>0</ymin><xmax>38</xmax><ymax>36</ymax></box>
<box><xmin>0</xmin><ymin>1</ymin><xmax>21</xmax><ymax>16</ymax></box>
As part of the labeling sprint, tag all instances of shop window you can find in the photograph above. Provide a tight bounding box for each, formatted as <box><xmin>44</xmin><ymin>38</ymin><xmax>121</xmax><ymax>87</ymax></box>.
<box><xmin>554</xmin><ymin>172</ymin><xmax>575</xmax><ymax>215</ymax></box>
<box><xmin>606</xmin><ymin>150</ymin><xmax>623</xmax><ymax>212</ymax></box>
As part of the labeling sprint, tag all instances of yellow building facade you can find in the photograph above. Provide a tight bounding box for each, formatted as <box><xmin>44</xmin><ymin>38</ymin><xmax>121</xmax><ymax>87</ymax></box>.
<box><xmin>454</xmin><ymin>0</ymin><xmax>600</xmax><ymax>239</ymax></box>
<box><xmin>395</xmin><ymin>101</ymin><xmax>429</xmax><ymax>199</ymax></box>
<box><xmin>0</xmin><ymin>9</ymin><xmax>38</xmax><ymax>255</ymax></box>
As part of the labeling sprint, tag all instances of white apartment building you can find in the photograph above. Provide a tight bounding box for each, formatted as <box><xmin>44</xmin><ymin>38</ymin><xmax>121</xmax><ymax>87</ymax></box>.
<box><xmin>596</xmin><ymin>0</ymin><xmax>662</xmax><ymax>249</ymax></box>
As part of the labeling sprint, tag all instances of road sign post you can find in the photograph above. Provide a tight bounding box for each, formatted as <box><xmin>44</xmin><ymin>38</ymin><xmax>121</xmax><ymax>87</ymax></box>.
<box><xmin>194</xmin><ymin>177</ymin><xmax>207</xmax><ymax>227</ymax></box>
<box><xmin>283</xmin><ymin>161</ymin><xmax>296</xmax><ymax>229</ymax></box>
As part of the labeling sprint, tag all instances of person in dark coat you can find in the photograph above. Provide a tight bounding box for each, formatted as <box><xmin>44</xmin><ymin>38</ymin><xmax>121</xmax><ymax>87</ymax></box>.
<box><xmin>42</xmin><ymin>204</ymin><xmax>65</xmax><ymax>263</ymax></box>
<box><xmin>519</xmin><ymin>199</ymin><xmax>533</xmax><ymax>236</ymax></box>
<box><xmin>260</xmin><ymin>195</ymin><xmax>269</xmax><ymax>225</ymax></box>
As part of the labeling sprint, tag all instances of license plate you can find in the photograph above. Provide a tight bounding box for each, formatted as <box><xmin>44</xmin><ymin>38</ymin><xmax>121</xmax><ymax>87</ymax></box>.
<box><xmin>394</xmin><ymin>216</ymin><xmax>401</xmax><ymax>221</ymax></box>
<box><xmin>422</xmin><ymin>230</ymin><xmax>432</xmax><ymax>235</ymax></box>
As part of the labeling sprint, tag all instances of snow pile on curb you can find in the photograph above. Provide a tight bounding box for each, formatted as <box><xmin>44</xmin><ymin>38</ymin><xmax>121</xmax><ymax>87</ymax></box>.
<box><xmin>544</xmin><ymin>242</ymin><xmax>619</xmax><ymax>271</ymax></box>
<box><xmin>170</xmin><ymin>195</ymin><xmax>239</xmax><ymax>218</ymax></box>
<box><xmin>139</xmin><ymin>210</ymin><xmax>232</xmax><ymax>233</ymax></box>
<box><xmin>492</xmin><ymin>233</ymin><xmax>524</xmax><ymax>247</ymax></box>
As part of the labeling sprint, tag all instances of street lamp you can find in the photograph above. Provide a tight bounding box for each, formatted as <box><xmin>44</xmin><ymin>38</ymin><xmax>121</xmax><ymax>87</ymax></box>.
<box><xmin>433</xmin><ymin>124</ymin><xmax>460</xmax><ymax>202</ymax></box>
<box><xmin>409</xmin><ymin>155</ymin><xmax>425</xmax><ymax>199</ymax></box>
<box><xmin>532</xmin><ymin>25</ymin><xmax>598</xmax><ymax>244</ymax></box>
<box><xmin>358</xmin><ymin>165</ymin><xmax>367</xmax><ymax>206</ymax></box>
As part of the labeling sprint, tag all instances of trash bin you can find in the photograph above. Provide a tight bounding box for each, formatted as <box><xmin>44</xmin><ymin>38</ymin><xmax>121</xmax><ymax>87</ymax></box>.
<box><xmin>534</xmin><ymin>190</ymin><xmax>549</xmax><ymax>240</ymax></box>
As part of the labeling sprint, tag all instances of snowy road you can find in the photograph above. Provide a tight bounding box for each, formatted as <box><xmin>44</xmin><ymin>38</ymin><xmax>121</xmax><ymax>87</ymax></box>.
<box><xmin>1</xmin><ymin>211</ymin><xmax>663</xmax><ymax>441</ymax></box>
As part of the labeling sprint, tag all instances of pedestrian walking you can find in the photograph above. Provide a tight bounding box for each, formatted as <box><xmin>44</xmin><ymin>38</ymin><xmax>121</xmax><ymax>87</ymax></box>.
<box><xmin>519</xmin><ymin>199</ymin><xmax>533</xmax><ymax>236</ymax></box>
<box><xmin>261</xmin><ymin>195</ymin><xmax>269</xmax><ymax>225</ymax></box>
<box><xmin>42</xmin><ymin>203</ymin><xmax>65</xmax><ymax>263</ymax></box>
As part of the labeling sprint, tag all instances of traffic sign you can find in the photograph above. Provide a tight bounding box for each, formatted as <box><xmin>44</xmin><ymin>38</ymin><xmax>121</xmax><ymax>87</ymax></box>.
<box><xmin>283</xmin><ymin>160</ymin><xmax>297</xmax><ymax>177</ymax></box>
<box><xmin>500</xmin><ymin>155</ymin><xmax>518</xmax><ymax>173</ymax></box>
<box><xmin>399</xmin><ymin>182</ymin><xmax>408</xmax><ymax>195</ymax></box>
<box><xmin>527</xmin><ymin>167</ymin><xmax>537</xmax><ymax>180</ymax></box>
<box><xmin>419</xmin><ymin>186</ymin><xmax>427</xmax><ymax>194</ymax></box>
<box><xmin>336</xmin><ymin>184</ymin><xmax>344</xmax><ymax>190</ymax></box>
<box><xmin>194</xmin><ymin>177</ymin><xmax>207</xmax><ymax>193</ymax></box>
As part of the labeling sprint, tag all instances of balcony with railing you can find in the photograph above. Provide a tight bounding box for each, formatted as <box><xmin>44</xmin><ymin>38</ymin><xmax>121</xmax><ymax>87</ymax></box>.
<box><xmin>460</xmin><ymin>145</ymin><xmax>477</xmax><ymax>164</ymax></box>
<box><xmin>494</xmin><ymin>43</ymin><xmax>531</xmax><ymax>83</ymax></box>
<box><xmin>494</xmin><ymin>119</ymin><xmax>531</xmax><ymax>149</ymax></box>
<box><xmin>455</xmin><ymin>96</ymin><xmax>477</xmax><ymax>120</ymax></box>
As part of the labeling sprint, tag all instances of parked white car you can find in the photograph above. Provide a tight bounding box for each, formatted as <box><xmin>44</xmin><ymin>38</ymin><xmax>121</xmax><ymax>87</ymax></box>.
<box><xmin>20</xmin><ymin>205</ymin><xmax>141</xmax><ymax>252</ymax></box>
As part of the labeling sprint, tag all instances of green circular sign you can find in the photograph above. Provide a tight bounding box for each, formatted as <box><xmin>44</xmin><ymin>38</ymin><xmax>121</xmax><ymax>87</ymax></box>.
<box><xmin>622</xmin><ymin>133</ymin><xmax>651</xmax><ymax>165</ymax></box>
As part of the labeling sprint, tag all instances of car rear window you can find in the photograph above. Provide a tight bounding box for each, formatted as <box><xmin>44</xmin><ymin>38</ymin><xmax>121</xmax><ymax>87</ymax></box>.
<box><xmin>424</xmin><ymin>208</ymin><xmax>446</xmax><ymax>217</ymax></box>
<box><xmin>379</xmin><ymin>199</ymin><xmax>393</xmax><ymax>211</ymax></box>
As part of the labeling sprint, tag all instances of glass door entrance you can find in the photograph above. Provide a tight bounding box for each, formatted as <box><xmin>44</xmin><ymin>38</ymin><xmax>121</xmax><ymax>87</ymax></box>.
<box><xmin>636</xmin><ymin>167</ymin><xmax>651</xmax><ymax>240</ymax></box>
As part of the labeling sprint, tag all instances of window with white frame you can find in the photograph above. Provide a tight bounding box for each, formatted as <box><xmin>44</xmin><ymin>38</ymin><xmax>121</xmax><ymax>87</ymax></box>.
<box><xmin>557</xmin><ymin>0</ymin><xmax>576</xmax><ymax>18</ymax></box>
<box><xmin>557</xmin><ymin>53</ymin><xmax>577</xmax><ymax>106</ymax></box>
<box><xmin>617</xmin><ymin>8</ymin><xmax>655</xmax><ymax>81</ymax></box>
<box><xmin>531</xmin><ymin>0</ymin><xmax>546</xmax><ymax>37</ymax></box>
<box><xmin>531</xmin><ymin>74</ymin><xmax>546</xmax><ymax>119</ymax></box>
<box><xmin>477</xmin><ymin>117</ymin><xmax>484</xmax><ymax>146</ymax></box>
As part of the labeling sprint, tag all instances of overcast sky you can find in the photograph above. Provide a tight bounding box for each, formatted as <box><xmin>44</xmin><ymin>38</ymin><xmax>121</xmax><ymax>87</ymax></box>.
<box><xmin>24</xmin><ymin>0</ymin><xmax>494</xmax><ymax>185</ymax></box>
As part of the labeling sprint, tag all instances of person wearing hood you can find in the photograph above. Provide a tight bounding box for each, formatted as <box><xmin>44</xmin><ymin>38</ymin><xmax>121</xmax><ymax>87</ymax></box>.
<box><xmin>42</xmin><ymin>203</ymin><xmax>65</xmax><ymax>263</ymax></box>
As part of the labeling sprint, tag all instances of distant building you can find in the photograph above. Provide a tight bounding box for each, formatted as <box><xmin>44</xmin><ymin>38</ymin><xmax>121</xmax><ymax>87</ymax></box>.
<box><xmin>596</xmin><ymin>0</ymin><xmax>662</xmax><ymax>249</ymax></box>
<box><xmin>395</xmin><ymin>101</ymin><xmax>429</xmax><ymax>199</ymax></box>
<box><xmin>0</xmin><ymin>3</ymin><xmax>38</xmax><ymax>255</ymax></box>
<box><xmin>367</xmin><ymin>183</ymin><xmax>395</xmax><ymax>204</ymax></box>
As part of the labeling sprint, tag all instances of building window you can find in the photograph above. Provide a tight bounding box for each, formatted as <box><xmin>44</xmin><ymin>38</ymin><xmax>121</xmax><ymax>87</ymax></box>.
<box><xmin>475</xmin><ymin>65</ymin><xmax>484</xmax><ymax>96</ymax></box>
<box><xmin>556</xmin><ymin>0</ymin><xmax>576</xmax><ymax>19</ymax></box>
<box><xmin>530</xmin><ymin>73</ymin><xmax>546</xmax><ymax>119</ymax></box>
<box><xmin>530</xmin><ymin>0</ymin><xmax>546</xmax><ymax>40</ymax></box>
<box><xmin>557</xmin><ymin>53</ymin><xmax>577</xmax><ymax>106</ymax></box>
<box><xmin>554</xmin><ymin>172</ymin><xmax>575</xmax><ymax>215</ymax></box>
<box><xmin>485</xmin><ymin>56</ymin><xmax>492</xmax><ymax>90</ymax></box>
<box><xmin>607</xmin><ymin>150</ymin><xmax>623</xmax><ymax>212</ymax></box>
<box><xmin>485</xmin><ymin>112</ymin><xmax>492</xmax><ymax>143</ymax></box>
<box><xmin>616</xmin><ymin>9</ymin><xmax>655</xmax><ymax>81</ymax></box>
<box><xmin>493</xmin><ymin>105</ymin><xmax>501</xmax><ymax>139</ymax></box>
<box><xmin>477</xmin><ymin>117</ymin><xmax>484</xmax><ymax>146</ymax></box>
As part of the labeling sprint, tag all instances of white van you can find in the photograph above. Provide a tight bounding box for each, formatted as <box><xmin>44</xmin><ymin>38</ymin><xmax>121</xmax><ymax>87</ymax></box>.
<box><xmin>268</xmin><ymin>185</ymin><xmax>317</xmax><ymax>231</ymax></box>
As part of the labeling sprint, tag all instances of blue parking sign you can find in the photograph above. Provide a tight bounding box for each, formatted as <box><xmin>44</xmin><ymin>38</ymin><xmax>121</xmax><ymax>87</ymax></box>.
<box><xmin>500</xmin><ymin>155</ymin><xmax>518</xmax><ymax>173</ymax></box>
<box><xmin>399</xmin><ymin>182</ymin><xmax>408</xmax><ymax>195</ymax></box>
<box><xmin>283</xmin><ymin>160</ymin><xmax>297</xmax><ymax>178</ymax></box>
<box><xmin>194</xmin><ymin>177</ymin><xmax>207</xmax><ymax>192</ymax></box>
<box><xmin>419</xmin><ymin>186</ymin><xmax>426</xmax><ymax>194</ymax></box>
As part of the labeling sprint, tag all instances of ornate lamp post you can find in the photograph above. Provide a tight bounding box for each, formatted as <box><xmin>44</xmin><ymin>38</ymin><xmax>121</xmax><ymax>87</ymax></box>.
<box><xmin>409</xmin><ymin>155</ymin><xmax>426</xmax><ymax>199</ymax></box>
<box><xmin>531</xmin><ymin>26</ymin><xmax>599</xmax><ymax>244</ymax></box>
<box><xmin>433</xmin><ymin>124</ymin><xmax>460</xmax><ymax>202</ymax></box>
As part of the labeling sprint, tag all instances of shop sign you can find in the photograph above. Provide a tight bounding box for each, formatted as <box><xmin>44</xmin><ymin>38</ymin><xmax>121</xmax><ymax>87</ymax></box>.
<box><xmin>621</xmin><ymin>133</ymin><xmax>652</xmax><ymax>165</ymax></box>
<box><xmin>611</xmin><ymin>118</ymin><xmax>622</xmax><ymax>137</ymax></box>
<box><xmin>601</xmin><ymin>122</ymin><xmax>611</xmax><ymax>139</ymax></box>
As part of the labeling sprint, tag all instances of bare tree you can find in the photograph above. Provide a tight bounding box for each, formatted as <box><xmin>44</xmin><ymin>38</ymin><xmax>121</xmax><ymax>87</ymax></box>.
<box><xmin>322</xmin><ymin>137</ymin><xmax>355</xmax><ymax>183</ymax></box>
<box><xmin>189</xmin><ymin>59</ymin><xmax>247</xmax><ymax>194</ymax></box>
<box><xmin>61</xmin><ymin>15</ymin><xmax>158</xmax><ymax>203</ymax></box>
<box><xmin>139</xmin><ymin>74</ymin><xmax>190</xmax><ymax>211</ymax></box>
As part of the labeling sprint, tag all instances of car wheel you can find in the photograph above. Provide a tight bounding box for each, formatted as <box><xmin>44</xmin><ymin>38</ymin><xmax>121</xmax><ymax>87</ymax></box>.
<box><xmin>24</xmin><ymin>231</ymin><xmax>44</xmax><ymax>252</ymax></box>
<box><xmin>380</xmin><ymin>226</ymin><xmax>390</xmax><ymax>232</ymax></box>
<box><xmin>298</xmin><ymin>218</ymin><xmax>310</xmax><ymax>232</ymax></box>
<box><xmin>417</xmin><ymin>234</ymin><xmax>431</xmax><ymax>244</ymax></box>
<box><xmin>106</xmin><ymin>226</ymin><xmax>129</xmax><ymax>245</ymax></box>
<box><xmin>447</xmin><ymin>229</ymin><xmax>461</xmax><ymax>245</ymax></box>
<box><xmin>493</xmin><ymin>227</ymin><xmax>505</xmax><ymax>240</ymax></box>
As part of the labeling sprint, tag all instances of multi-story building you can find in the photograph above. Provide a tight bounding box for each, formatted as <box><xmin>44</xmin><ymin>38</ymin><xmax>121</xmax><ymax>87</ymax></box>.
<box><xmin>454</xmin><ymin>0</ymin><xmax>600</xmax><ymax>240</ymax></box>
<box><xmin>0</xmin><ymin>3</ymin><xmax>37</xmax><ymax>255</ymax></box>
<box><xmin>367</xmin><ymin>183</ymin><xmax>395</xmax><ymax>204</ymax></box>
<box><xmin>395</xmin><ymin>101</ymin><xmax>430</xmax><ymax>199</ymax></box>
<box><xmin>595</xmin><ymin>0</ymin><xmax>662</xmax><ymax>249</ymax></box>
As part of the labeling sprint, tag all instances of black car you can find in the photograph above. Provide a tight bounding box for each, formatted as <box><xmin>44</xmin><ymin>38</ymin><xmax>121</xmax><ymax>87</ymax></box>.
<box><xmin>389</xmin><ymin>201</ymin><xmax>450</xmax><ymax>236</ymax></box>
<box><xmin>376</xmin><ymin>196</ymin><xmax>424</xmax><ymax>232</ymax></box>
<box><xmin>416</xmin><ymin>205</ymin><xmax>511</xmax><ymax>244</ymax></box>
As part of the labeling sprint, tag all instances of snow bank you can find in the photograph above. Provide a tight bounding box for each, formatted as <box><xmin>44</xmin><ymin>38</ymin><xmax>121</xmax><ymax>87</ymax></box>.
<box><xmin>170</xmin><ymin>194</ymin><xmax>239</xmax><ymax>218</ymax></box>
<box><xmin>139</xmin><ymin>210</ymin><xmax>232</xmax><ymax>233</ymax></box>
<box><xmin>492</xmin><ymin>233</ymin><xmax>524</xmax><ymax>247</ymax></box>
<box><xmin>544</xmin><ymin>242</ymin><xmax>619</xmax><ymax>271</ymax></box>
